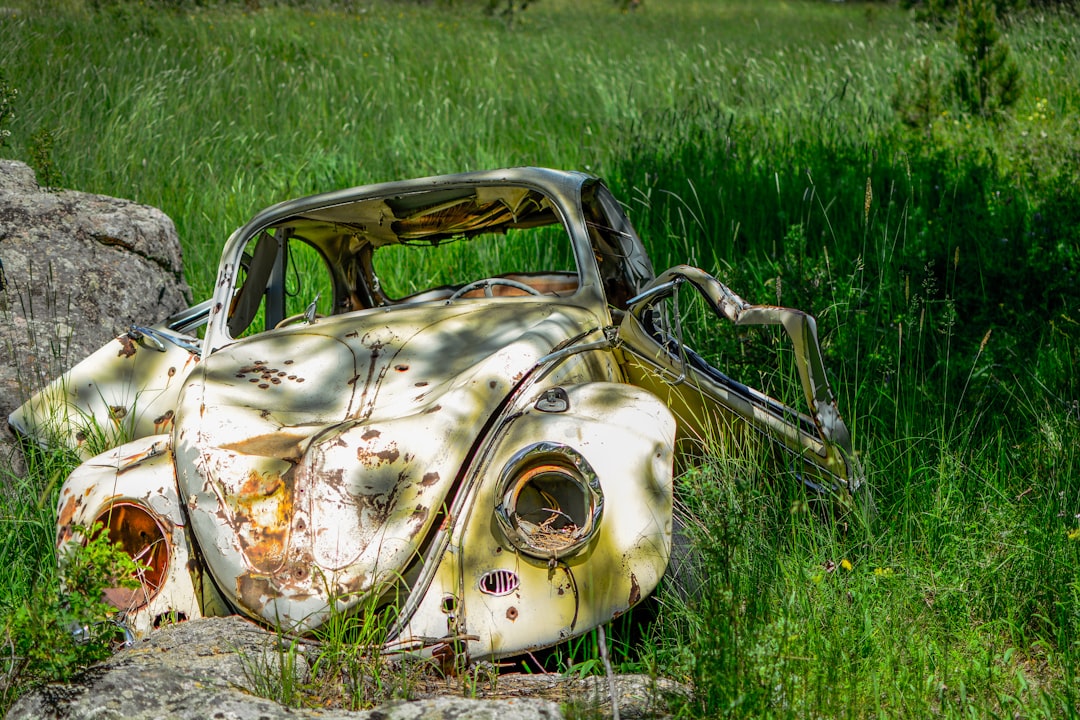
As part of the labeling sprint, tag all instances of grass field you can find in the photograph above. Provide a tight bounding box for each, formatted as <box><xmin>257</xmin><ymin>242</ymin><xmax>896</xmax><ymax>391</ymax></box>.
<box><xmin>1</xmin><ymin>0</ymin><xmax>1079</xmax><ymax>716</ymax></box>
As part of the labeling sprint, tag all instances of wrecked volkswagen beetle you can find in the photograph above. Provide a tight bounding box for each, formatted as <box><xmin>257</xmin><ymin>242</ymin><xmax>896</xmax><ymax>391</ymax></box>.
<box><xmin>10</xmin><ymin>167</ymin><xmax>862</xmax><ymax>662</ymax></box>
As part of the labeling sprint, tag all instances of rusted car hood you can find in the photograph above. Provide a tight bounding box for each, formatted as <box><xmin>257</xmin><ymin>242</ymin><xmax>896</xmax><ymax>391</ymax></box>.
<box><xmin>173</xmin><ymin>300</ymin><xmax>600</xmax><ymax>629</ymax></box>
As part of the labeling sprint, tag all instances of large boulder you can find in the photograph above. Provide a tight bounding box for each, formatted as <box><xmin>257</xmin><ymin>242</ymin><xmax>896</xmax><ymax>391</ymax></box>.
<box><xmin>0</xmin><ymin>159</ymin><xmax>191</xmax><ymax>473</ymax></box>
<box><xmin>6</xmin><ymin>616</ymin><xmax>685</xmax><ymax>720</ymax></box>
<box><xmin>5</xmin><ymin>616</ymin><xmax>559</xmax><ymax>720</ymax></box>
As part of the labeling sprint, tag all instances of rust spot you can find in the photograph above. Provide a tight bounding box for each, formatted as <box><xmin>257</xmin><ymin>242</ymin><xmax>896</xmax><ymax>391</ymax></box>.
<box><xmin>237</xmin><ymin>573</ymin><xmax>283</xmax><ymax>611</ymax></box>
<box><xmin>506</xmin><ymin>606</ymin><xmax>518</xmax><ymax>621</ymax></box>
<box><xmin>628</xmin><ymin>573</ymin><xmax>641</xmax><ymax>606</ymax></box>
<box><xmin>357</xmin><ymin>440</ymin><xmax>401</xmax><ymax>467</ymax></box>
<box><xmin>283</xmin><ymin>562</ymin><xmax>309</xmax><ymax>582</ymax></box>
<box><xmin>109</xmin><ymin>405</ymin><xmax>128</xmax><ymax>421</ymax></box>
<box><xmin>415</xmin><ymin>381</ymin><xmax>429</xmax><ymax>388</ymax></box>
<box><xmin>153</xmin><ymin>410</ymin><xmax>175</xmax><ymax>431</ymax></box>
<box><xmin>118</xmin><ymin>335</ymin><xmax>137</xmax><ymax>358</ymax></box>
<box><xmin>75</xmin><ymin>431</ymin><xmax>86</xmax><ymax>443</ymax></box>
<box><xmin>168</xmin><ymin>366</ymin><xmax>176</xmax><ymax>377</ymax></box>
<box><xmin>489</xmin><ymin>380</ymin><xmax>497</xmax><ymax>389</ymax></box>
<box><xmin>423</xmin><ymin>404</ymin><xmax>443</xmax><ymax>414</ymax></box>
<box><xmin>361</xmin><ymin>429</ymin><xmax>381</xmax><ymax>441</ymax></box>
<box><xmin>57</xmin><ymin>493</ymin><xmax>81</xmax><ymax>528</ymax></box>
<box><xmin>395</xmin><ymin>364</ymin><xmax>409</xmax><ymax>372</ymax></box>
<box><xmin>237</xmin><ymin>471</ymin><xmax>284</xmax><ymax>499</ymax></box>
<box><xmin>214</xmin><ymin>302</ymin><xmax>223</xmax><ymax>313</ymax></box>
<box><xmin>297</xmin><ymin>378</ymin><xmax>305</xmax><ymax>383</ymax></box>
<box><xmin>347</xmin><ymin>375</ymin><xmax>361</xmax><ymax>386</ymax></box>
<box><xmin>421</xmin><ymin>471</ymin><xmax>440</xmax><ymax>486</ymax></box>
<box><xmin>284</xmin><ymin>359</ymin><xmax>294</xmax><ymax>365</ymax></box>
<box><xmin>345</xmin><ymin>330</ymin><xmax>359</xmax><ymax>338</ymax></box>
<box><xmin>254</xmin><ymin>360</ymin><xmax>266</xmax><ymax>365</ymax></box>
<box><xmin>232</xmin><ymin>471</ymin><xmax>293</xmax><ymax>571</ymax></box>
<box><xmin>432</xmin><ymin>643</ymin><xmax>456</xmax><ymax>677</ymax></box>
<box><xmin>221</xmin><ymin>432</ymin><xmax>308</xmax><ymax>460</ymax></box>
<box><xmin>258</xmin><ymin>383</ymin><xmax>269</xmax><ymax>389</ymax></box>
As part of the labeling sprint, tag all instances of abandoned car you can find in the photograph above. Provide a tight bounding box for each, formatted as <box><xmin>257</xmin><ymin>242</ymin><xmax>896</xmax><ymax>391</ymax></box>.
<box><xmin>10</xmin><ymin>167</ymin><xmax>862</xmax><ymax>662</ymax></box>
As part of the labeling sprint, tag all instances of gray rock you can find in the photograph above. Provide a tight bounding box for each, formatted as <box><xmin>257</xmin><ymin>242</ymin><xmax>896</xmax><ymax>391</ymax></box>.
<box><xmin>7</xmin><ymin>616</ymin><xmax>687</xmax><ymax>720</ymax></box>
<box><xmin>468</xmin><ymin>672</ymin><xmax>692</xmax><ymax>719</ymax></box>
<box><xmin>0</xmin><ymin>159</ymin><xmax>191</xmax><ymax>473</ymax></box>
<box><xmin>7</xmin><ymin>617</ymin><xmax>566</xmax><ymax>720</ymax></box>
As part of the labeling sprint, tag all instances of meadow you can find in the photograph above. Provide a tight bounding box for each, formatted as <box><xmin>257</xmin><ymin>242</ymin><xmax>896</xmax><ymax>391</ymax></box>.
<box><xmin>1</xmin><ymin>0</ymin><xmax>1079</xmax><ymax>716</ymax></box>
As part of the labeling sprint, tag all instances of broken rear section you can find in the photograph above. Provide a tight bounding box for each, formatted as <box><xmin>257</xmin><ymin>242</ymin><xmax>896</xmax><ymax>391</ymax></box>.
<box><xmin>617</xmin><ymin>265</ymin><xmax>864</xmax><ymax>504</ymax></box>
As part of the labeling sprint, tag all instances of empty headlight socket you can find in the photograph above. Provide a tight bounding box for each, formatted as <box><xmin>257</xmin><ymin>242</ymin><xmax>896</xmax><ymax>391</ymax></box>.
<box><xmin>91</xmin><ymin>502</ymin><xmax>171</xmax><ymax>610</ymax></box>
<box><xmin>494</xmin><ymin>442</ymin><xmax>603</xmax><ymax>561</ymax></box>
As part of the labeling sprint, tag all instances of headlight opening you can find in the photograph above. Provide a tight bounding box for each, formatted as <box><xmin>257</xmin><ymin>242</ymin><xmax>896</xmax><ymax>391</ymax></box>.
<box><xmin>495</xmin><ymin>442</ymin><xmax>604</xmax><ymax>560</ymax></box>
<box><xmin>91</xmin><ymin>502</ymin><xmax>171</xmax><ymax>611</ymax></box>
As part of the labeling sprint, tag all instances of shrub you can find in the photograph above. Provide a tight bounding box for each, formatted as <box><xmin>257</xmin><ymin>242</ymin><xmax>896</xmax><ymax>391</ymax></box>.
<box><xmin>1</xmin><ymin>525</ymin><xmax>139</xmax><ymax>710</ymax></box>
<box><xmin>953</xmin><ymin>0</ymin><xmax>1022</xmax><ymax>117</ymax></box>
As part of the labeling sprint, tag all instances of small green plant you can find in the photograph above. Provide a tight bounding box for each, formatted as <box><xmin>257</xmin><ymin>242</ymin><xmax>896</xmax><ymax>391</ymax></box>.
<box><xmin>308</xmin><ymin>590</ymin><xmax>401</xmax><ymax>709</ymax></box>
<box><xmin>0</xmin><ymin>524</ymin><xmax>139</xmax><ymax>708</ymax></box>
<box><xmin>892</xmin><ymin>54</ymin><xmax>947</xmax><ymax>133</ymax></box>
<box><xmin>953</xmin><ymin>0</ymin><xmax>1022</xmax><ymax>117</ymax></box>
<box><xmin>239</xmin><ymin>630</ymin><xmax>308</xmax><ymax>708</ymax></box>
<box><xmin>238</xmin><ymin>579</ymin><xmax>422</xmax><ymax>710</ymax></box>
<box><xmin>28</xmin><ymin>127</ymin><xmax>61</xmax><ymax>191</ymax></box>
<box><xmin>0</xmin><ymin>70</ymin><xmax>16</xmax><ymax>149</ymax></box>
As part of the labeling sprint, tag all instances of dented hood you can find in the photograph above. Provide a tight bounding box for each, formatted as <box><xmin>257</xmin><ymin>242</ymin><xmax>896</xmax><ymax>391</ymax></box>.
<box><xmin>172</xmin><ymin>300</ymin><xmax>598</xmax><ymax>629</ymax></box>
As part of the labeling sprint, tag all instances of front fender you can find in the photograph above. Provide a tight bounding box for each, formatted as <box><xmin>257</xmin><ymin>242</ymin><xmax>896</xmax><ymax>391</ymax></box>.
<box><xmin>10</xmin><ymin>307</ymin><xmax>204</xmax><ymax>459</ymax></box>
<box><xmin>395</xmin><ymin>381</ymin><xmax>676</xmax><ymax>660</ymax></box>
<box><xmin>56</xmin><ymin>434</ymin><xmax>228</xmax><ymax>637</ymax></box>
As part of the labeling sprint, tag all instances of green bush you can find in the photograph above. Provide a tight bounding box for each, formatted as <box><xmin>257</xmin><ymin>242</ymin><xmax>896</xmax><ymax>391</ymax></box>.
<box><xmin>954</xmin><ymin>0</ymin><xmax>1022</xmax><ymax>117</ymax></box>
<box><xmin>1</xmin><ymin>525</ymin><xmax>140</xmax><ymax>708</ymax></box>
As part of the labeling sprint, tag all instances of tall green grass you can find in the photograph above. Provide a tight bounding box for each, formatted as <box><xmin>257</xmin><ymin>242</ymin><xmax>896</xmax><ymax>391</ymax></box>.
<box><xmin>2</xmin><ymin>0</ymin><xmax>1079</xmax><ymax>716</ymax></box>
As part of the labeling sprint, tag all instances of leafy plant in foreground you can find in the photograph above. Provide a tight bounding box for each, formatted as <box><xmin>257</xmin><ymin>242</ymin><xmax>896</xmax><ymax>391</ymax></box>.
<box><xmin>28</xmin><ymin>127</ymin><xmax>61</xmax><ymax>191</ymax></box>
<box><xmin>0</xmin><ymin>524</ymin><xmax>139</xmax><ymax>708</ymax></box>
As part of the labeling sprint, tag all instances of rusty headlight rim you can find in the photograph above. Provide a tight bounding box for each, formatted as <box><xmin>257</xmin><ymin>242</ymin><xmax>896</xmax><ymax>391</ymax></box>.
<box><xmin>494</xmin><ymin>441</ymin><xmax>604</xmax><ymax>560</ymax></box>
<box><xmin>91</xmin><ymin>501</ymin><xmax>171</xmax><ymax>611</ymax></box>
